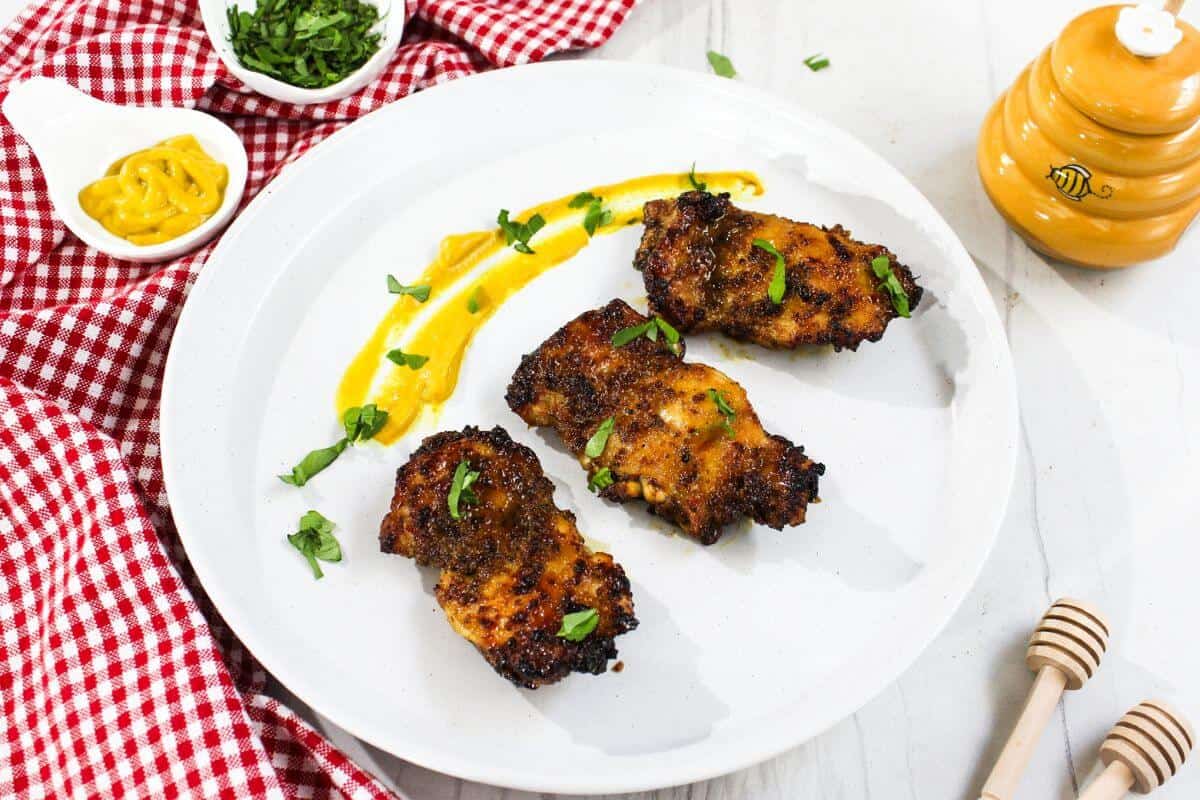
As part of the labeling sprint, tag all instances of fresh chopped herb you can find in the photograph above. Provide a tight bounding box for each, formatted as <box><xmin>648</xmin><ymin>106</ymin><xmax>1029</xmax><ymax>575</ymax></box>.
<box><xmin>557</xmin><ymin>607</ymin><xmax>600</xmax><ymax>641</ymax></box>
<box><xmin>567</xmin><ymin>191</ymin><xmax>611</xmax><ymax>236</ymax></box>
<box><xmin>568</xmin><ymin>192</ymin><xmax>598</xmax><ymax>208</ymax></box>
<box><xmin>706</xmin><ymin>388</ymin><xmax>736</xmax><ymax>438</ymax></box>
<box><xmin>870</xmin><ymin>255</ymin><xmax>911</xmax><ymax>318</ymax></box>
<box><xmin>497</xmin><ymin>209</ymin><xmax>545</xmax><ymax>255</ymax></box>
<box><xmin>753</xmin><ymin>238</ymin><xmax>788</xmax><ymax>304</ymax></box>
<box><xmin>687</xmin><ymin>162</ymin><xmax>708</xmax><ymax>193</ymax></box>
<box><xmin>279</xmin><ymin>438</ymin><xmax>348</xmax><ymax>486</ymax></box>
<box><xmin>448</xmin><ymin>460</ymin><xmax>480</xmax><ymax>520</ymax></box>
<box><xmin>226</xmin><ymin>0</ymin><xmax>383</xmax><ymax>90</ymax></box>
<box><xmin>706</xmin><ymin>50</ymin><xmax>736</xmax><ymax>78</ymax></box>
<box><xmin>654</xmin><ymin>315</ymin><xmax>681</xmax><ymax>350</ymax></box>
<box><xmin>386</xmin><ymin>348</ymin><xmax>429</xmax><ymax>369</ymax></box>
<box><xmin>280</xmin><ymin>405</ymin><xmax>384</xmax><ymax>486</ymax></box>
<box><xmin>583</xmin><ymin>201</ymin><xmax>612</xmax><ymax>236</ymax></box>
<box><xmin>286</xmin><ymin>509</ymin><xmax>342</xmax><ymax>579</ymax></box>
<box><xmin>466</xmin><ymin>286</ymin><xmax>484</xmax><ymax>314</ymax></box>
<box><xmin>611</xmin><ymin>320</ymin><xmax>654</xmax><ymax>348</ymax></box>
<box><xmin>342</xmin><ymin>403</ymin><xmax>388</xmax><ymax>443</ymax></box>
<box><xmin>588</xmin><ymin>467</ymin><xmax>615</xmax><ymax>493</ymax></box>
<box><xmin>611</xmin><ymin>317</ymin><xmax>682</xmax><ymax>355</ymax></box>
<box><xmin>387</xmin><ymin>275</ymin><xmax>431</xmax><ymax>302</ymax></box>
<box><xmin>585</xmin><ymin>417</ymin><xmax>615</xmax><ymax>458</ymax></box>
<box><xmin>803</xmin><ymin>53</ymin><xmax>831</xmax><ymax>71</ymax></box>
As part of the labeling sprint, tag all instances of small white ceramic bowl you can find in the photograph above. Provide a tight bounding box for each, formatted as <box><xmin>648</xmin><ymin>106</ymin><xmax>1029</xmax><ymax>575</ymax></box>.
<box><xmin>2</xmin><ymin>78</ymin><xmax>248</xmax><ymax>263</ymax></box>
<box><xmin>199</xmin><ymin>0</ymin><xmax>406</xmax><ymax>105</ymax></box>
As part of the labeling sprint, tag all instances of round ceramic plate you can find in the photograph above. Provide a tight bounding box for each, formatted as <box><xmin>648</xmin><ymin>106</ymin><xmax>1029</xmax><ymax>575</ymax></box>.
<box><xmin>162</xmin><ymin>62</ymin><xmax>1017</xmax><ymax>795</ymax></box>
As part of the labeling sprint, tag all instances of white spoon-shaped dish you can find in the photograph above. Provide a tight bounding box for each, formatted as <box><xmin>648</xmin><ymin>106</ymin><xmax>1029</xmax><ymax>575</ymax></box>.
<box><xmin>3</xmin><ymin>78</ymin><xmax>248</xmax><ymax>263</ymax></box>
<box><xmin>198</xmin><ymin>0</ymin><xmax>406</xmax><ymax>105</ymax></box>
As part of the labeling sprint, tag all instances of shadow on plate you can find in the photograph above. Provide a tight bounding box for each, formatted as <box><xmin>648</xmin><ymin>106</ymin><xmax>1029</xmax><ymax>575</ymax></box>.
<box><xmin>523</xmin><ymin>581</ymin><xmax>729</xmax><ymax>755</ymax></box>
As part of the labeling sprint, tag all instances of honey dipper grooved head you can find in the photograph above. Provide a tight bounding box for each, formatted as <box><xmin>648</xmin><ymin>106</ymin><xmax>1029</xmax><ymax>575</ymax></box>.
<box><xmin>1024</xmin><ymin>598</ymin><xmax>1109</xmax><ymax>689</ymax></box>
<box><xmin>1100</xmin><ymin>700</ymin><xmax>1194</xmax><ymax>793</ymax></box>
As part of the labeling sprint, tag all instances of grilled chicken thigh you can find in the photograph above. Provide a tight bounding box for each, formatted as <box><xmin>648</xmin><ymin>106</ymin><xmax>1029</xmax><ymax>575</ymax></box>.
<box><xmin>634</xmin><ymin>191</ymin><xmax>923</xmax><ymax>351</ymax></box>
<box><xmin>506</xmin><ymin>299</ymin><xmax>824</xmax><ymax>544</ymax></box>
<box><xmin>379</xmin><ymin>426</ymin><xmax>637</xmax><ymax>688</ymax></box>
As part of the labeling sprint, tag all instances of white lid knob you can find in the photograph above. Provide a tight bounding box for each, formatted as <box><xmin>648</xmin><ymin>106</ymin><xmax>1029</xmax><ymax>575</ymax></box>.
<box><xmin>1116</xmin><ymin>3</ymin><xmax>1184</xmax><ymax>57</ymax></box>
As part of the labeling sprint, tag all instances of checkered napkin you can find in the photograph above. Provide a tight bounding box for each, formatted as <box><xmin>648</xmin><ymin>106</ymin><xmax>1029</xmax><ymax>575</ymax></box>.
<box><xmin>0</xmin><ymin>0</ymin><xmax>636</xmax><ymax>796</ymax></box>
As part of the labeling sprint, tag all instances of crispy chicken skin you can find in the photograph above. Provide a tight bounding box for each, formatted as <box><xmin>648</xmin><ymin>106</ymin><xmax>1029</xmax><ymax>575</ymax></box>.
<box><xmin>379</xmin><ymin>426</ymin><xmax>637</xmax><ymax>689</ymax></box>
<box><xmin>506</xmin><ymin>299</ymin><xmax>824</xmax><ymax>545</ymax></box>
<box><xmin>634</xmin><ymin>191</ymin><xmax>924</xmax><ymax>351</ymax></box>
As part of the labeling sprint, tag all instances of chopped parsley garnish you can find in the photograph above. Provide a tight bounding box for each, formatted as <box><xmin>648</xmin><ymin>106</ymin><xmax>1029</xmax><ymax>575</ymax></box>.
<box><xmin>803</xmin><ymin>53</ymin><xmax>831</xmax><ymax>71</ymax></box>
<box><xmin>753</xmin><ymin>238</ymin><xmax>788</xmax><ymax>304</ymax></box>
<box><xmin>387</xmin><ymin>275</ymin><xmax>431</xmax><ymax>302</ymax></box>
<box><xmin>287</xmin><ymin>510</ymin><xmax>342</xmax><ymax>579</ymax></box>
<box><xmin>706</xmin><ymin>50</ymin><xmax>736</xmax><ymax>78</ymax></box>
<box><xmin>342</xmin><ymin>403</ymin><xmax>388</xmax><ymax>443</ymax></box>
<box><xmin>226</xmin><ymin>0</ymin><xmax>383</xmax><ymax>89</ymax></box>
<box><xmin>279</xmin><ymin>404</ymin><xmax>387</xmax><ymax>486</ymax></box>
<box><xmin>497</xmin><ymin>209</ymin><xmax>545</xmax><ymax>254</ymax></box>
<box><xmin>585</xmin><ymin>416</ymin><xmax>615</xmax><ymax>458</ymax></box>
<box><xmin>611</xmin><ymin>316</ymin><xmax>682</xmax><ymax>355</ymax></box>
<box><xmin>279</xmin><ymin>439</ymin><xmax>347</xmax><ymax>486</ymax></box>
<box><xmin>687</xmin><ymin>162</ymin><xmax>708</xmax><ymax>192</ymax></box>
<box><xmin>653</xmin><ymin>315</ymin><xmax>681</xmax><ymax>346</ymax></box>
<box><xmin>588</xmin><ymin>468</ymin><xmax>615</xmax><ymax>493</ymax></box>
<box><xmin>568</xmin><ymin>192</ymin><xmax>613</xmax><ymax>237</ymax></box>
<box><xmin>871</xmin><ymin>255</ymin><xmax>911</xmax><ymax>318</ymax></box>
<box><xmin>386</xmin><ymin>348</ymin><xmax>429</xmax><ymax>369</ymax></box>
<box><xmin>568</xmin><ymin>191</ymin><xmax>597</xmax><ymax>208</ymax></box>
<box><xmin>706</xmin><ymin>388</ymin><xmax>736</xmax><ymax>437</ymax></box>
<box><xmin>448</xmin><ymin>460</ymin><xmax>480</xmax><ymax>520</ymax></box>
<box><xmin>466</xmin><ymin>286</ymin><xmax>484</xmax><ymax>314</ymax></box>
<box><xmin>557</xmin><ymin>608</ymin><xmax>600</xmax><ymax>641</ymax></box>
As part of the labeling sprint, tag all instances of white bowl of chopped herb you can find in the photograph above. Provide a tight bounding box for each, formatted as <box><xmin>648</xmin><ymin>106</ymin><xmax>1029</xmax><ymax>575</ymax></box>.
<box><xmin>200</xmin><ymin>0</ymin><xmax>405</xmax><ymax>105</ymax></box>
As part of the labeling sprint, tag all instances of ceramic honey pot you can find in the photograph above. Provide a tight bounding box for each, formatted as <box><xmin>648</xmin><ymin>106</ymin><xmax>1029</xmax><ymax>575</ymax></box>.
<box><xmin>978</xmin><ymin>2</ymin><xmax>1200</xmax><ymax>268</ymax></box>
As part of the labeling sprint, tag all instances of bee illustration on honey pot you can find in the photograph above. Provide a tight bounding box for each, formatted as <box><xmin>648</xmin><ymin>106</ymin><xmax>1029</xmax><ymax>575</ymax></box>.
<box><xmin>1046</xmin><ymin>162</ymin><xmax>1113</xmax><ymax>202</ymax></box>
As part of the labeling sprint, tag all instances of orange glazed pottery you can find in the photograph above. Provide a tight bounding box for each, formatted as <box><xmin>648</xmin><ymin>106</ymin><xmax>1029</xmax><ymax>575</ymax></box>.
<box><xmin>978</xmin><ymin>4</ymin><xmax>1200</xmax><ymax>268</ymax></box>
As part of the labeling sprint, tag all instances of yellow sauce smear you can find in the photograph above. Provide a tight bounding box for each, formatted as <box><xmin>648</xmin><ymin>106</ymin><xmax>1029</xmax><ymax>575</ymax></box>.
<box><xmin>78</xmin><ymin>134</ymin><xmax>228</xmax><ymax>246</ymax></box>
<box><xmin>337</xmin><ymin>170</ymin><xmax>764</xmax><ymax>445</ymax></box>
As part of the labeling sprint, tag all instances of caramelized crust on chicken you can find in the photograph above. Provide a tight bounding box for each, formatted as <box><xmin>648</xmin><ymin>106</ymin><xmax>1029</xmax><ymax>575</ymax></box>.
<box><xmin>634</xmin><ymin>191</ymin><xmax>924</xmax><ymax>351</ymax></box>
<box><xmin>506</xmin><ymin>300</ymin><xmax>824</xmax><ymax>545</ymax></box>
<box><xmin>379</xmin><ymin>426</ymin><xmax>637</xmax><ymax>688</ymax></box>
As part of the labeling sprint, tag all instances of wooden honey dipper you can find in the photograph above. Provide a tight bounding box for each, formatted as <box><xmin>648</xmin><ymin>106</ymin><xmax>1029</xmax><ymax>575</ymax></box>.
<box><xmin>1078</xmin><ymin>701</ymin><xmax>1193</xmax><ymax>799</ymax></box>
<box><xmin>980</xmin><ymin>598</ymin><xmax>1110</xmax><ymax>800</ymax></box>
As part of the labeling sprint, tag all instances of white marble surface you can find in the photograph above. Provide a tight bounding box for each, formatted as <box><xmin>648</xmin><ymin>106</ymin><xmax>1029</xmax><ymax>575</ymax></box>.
<box><xmin>5</xmin><ymin>0</ymin><xmax>1199</xmax><ymax>797</ymax></box>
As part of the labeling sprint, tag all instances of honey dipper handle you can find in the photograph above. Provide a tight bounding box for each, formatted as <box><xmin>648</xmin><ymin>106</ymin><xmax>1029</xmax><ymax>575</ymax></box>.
<box><xmin>980</xmin><ymin>667</ymin><xmax>1070</xmax><ymax>800</ymax></box>
<box><xmin>1078</xmin><ymin>761</ymin><xmax>1136</xmax><ymax>800</ymax></box>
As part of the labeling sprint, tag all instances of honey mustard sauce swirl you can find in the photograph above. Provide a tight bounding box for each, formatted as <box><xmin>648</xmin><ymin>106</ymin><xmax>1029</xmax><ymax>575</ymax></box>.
<box><xmin>78</xmin><ymin>134</ymin><xmax>228</xmax><ymax>246</ymax></box>
<box><xmin>337</xmin><ymin>171</ymin><xmax>764</xmax><ymax>445</ymax></box>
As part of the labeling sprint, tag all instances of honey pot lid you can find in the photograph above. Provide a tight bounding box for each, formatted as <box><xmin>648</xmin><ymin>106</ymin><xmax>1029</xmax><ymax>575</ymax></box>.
<box><xmin>1051</xmin><ymin>4</ymin><xmax>1200</xmax><ymax>135</ymax></box>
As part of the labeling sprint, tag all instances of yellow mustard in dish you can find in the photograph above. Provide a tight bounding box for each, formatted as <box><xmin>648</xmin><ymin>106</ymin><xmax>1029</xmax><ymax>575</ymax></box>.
<box><xmin>78</xmin><ymin>134</ymin><xmax>228</xmax><ymax>246</ymax></box>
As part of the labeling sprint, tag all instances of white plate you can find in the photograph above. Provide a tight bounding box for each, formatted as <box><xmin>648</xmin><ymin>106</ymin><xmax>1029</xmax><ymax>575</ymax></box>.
<box><xmin>161</xmin><ymin>62</ymin><xmax>1017</xmax><ymax>795</ymax></box>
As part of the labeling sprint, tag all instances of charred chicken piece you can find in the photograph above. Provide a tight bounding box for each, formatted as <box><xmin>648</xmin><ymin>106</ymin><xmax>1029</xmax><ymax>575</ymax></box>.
<box><xmin>379</xmin><ymin>425</ymin><xmax>637</xmax><ymax>688</ymax></box>
<box><xmin>634</xmin><ymin>191</ymin><xmax>923</xmax><ymax>351</ymax></box>
<box><xmin>506</xmin><ymin>299</ymin><xmax>823</xmax><ymax>544</ymax></box>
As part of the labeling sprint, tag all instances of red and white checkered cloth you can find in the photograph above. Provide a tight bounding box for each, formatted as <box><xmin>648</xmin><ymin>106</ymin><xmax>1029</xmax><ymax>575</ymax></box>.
<box><xmin>0</xmin><ymin>0</ymin><xmax>637</xmax><ymax>796</ymax></box>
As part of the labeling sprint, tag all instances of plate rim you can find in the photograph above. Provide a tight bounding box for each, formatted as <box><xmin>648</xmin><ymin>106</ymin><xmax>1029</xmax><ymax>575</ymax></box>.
<box><xmin>161</xmin><ymin>59</ymin><xmax>1019</xmax><ymax>795</ymax></box>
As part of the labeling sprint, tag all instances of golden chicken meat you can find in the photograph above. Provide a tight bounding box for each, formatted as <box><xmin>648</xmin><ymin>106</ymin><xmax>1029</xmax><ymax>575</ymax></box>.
<box><xmin>506</xmin><ymin>299</ymin><xmax>824</xmax><ymax>545</ymax></box>
<box><xmin>634</xmin><ymin>191</ymin><xmax>924</xmax><ymax>351</ymax></box>
<box><xmin>379</xmin><ymin>425</ymin><xmax>637</xmax><ymax>688</ymax></box>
